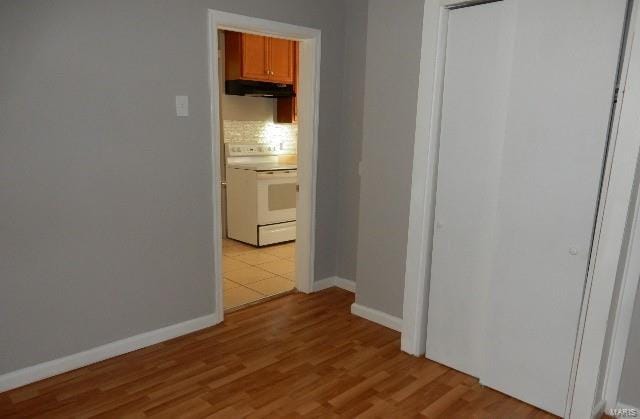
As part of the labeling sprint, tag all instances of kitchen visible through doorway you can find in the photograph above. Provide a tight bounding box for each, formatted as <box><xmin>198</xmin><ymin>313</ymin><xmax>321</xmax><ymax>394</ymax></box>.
<box><xmin>218</xmin><ymin>28</ymin><xmax>300</xmax><ymax>310</ymax></box>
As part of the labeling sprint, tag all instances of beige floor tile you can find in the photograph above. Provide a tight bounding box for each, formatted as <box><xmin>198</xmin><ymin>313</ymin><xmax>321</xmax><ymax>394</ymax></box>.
<box><xmin>230</xmin><ymin>250</ymin><xmax>280</xmax><ymax>266</ymax></box>
<box><xmin>223</xmin><ymin>238</ymin><xmax>252</xmax><ymax>247</ymax></box>
<box><xmin>222</xmin><ymin>239</ymin><xmax>236</xmax><ymax>248</ymax></box>
<box><xmin>222</xmin><ymin>240</ymin><xmax>256</xmax><ymax>256</ymax></box>
<box><xmin>281</xmin><ymin>271</ymin><xmax>296</xmax><ymax>281</ymax></box>
<box><xmin>223</xmin><ymin>246</ymin><xmax>254</xmax><ymax>257</ymax></box>
<box><xmin>256</xmin><ymin>259</ymin><xmax>295</xmax><ymax>276</ymax></box>
<box><xmin>224</xmin><ymin>266</ymin><xmax>274</xmax><ymax>285</ymax></box>
<box><xmin>224</xmin><ymin>279</ymin><xmax>242</xmax><ymax>291</ymax></box>
<box><xmin>262</xmin><ymin>243</ymin><xmax>296</xmax><ymax>259</ymax></box>
<box><xmin>245</xmin><ymin>276</ymin><xmax>295</xmax><ymax>296</ymax></box>
<box><xmin>223</xmin><ymin>256</ymin><xmax>251</xmax><ymax>275</ymax></box>
<box><xmin>223</xmin><ymin>286</ymin><xmax>264</xmax><ymax>309</ymax></box>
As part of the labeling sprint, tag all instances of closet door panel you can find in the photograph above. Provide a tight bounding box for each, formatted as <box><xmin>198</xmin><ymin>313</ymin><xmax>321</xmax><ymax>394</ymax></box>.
<box><xmin>426</xmin><ymin>0</ymin><xmax>515</xmax><ymax>377</ymax></box>
<box><xmin>482</xmin><ymin>0</ymin><xmax>627</xmax><ymax>415</ymax></box>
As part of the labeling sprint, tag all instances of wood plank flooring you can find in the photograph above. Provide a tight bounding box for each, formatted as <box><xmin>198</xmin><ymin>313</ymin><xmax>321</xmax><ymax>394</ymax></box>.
<box><xmin>0</xmin><ymin>288</ymin><xmax>557</xmax><ymax>418</ymax></box>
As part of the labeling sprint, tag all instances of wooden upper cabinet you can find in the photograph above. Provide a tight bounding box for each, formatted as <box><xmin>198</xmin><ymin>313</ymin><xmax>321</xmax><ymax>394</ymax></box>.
<box><xmin>224</xmin><ymin>31</ymin><xmax>295</xmax><ymax>84</ymax></box>
<box><xmin>268</xmin><ymin>38</ymin><xmax>294</xmax><ymax>84</ymax></box>
<box><xmin>276</xmin><ymin>42</ymin><xmax>298</xmax><ymax>123</ymax></box>
<box><xmin>240</xmin><ymin>34</ymin><xmax>269</xmax><ymax>81</ymax></box>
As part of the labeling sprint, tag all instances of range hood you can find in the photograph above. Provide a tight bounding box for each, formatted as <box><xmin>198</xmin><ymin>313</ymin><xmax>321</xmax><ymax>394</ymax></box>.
<box><xmin>225</xmin><ymin>80</ymin><xmax>295</xmax><ymax>98</ymax></box>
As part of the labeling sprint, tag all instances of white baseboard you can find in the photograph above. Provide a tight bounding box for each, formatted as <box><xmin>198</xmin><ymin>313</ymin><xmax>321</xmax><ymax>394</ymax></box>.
<box><xmin>334</xmin><ymin>277</ymin><xmax>356</xmax><ymax>292</ymax></box>
<box><xmin>313</xmin><ymin>276</ymin><xmax>356</xmax><ymax>293</ymax></box>
<box><xmin>592</xmin><ymin>399</ymin><xmax>606</xmax><ymax>419</ymax></box>
<box><xmin>313</xmin><ymin>276</ymin><xmax>336</xmax><ymax>291</ymax></box>
<box><xmin>0</xmin><ymin>313</ymin><xmax>220</xmax><ymax>393</ymax></box>
<box><xmin>351</xmin><ymin>303</ymin><xmax>403</xmax><ymax>332</ymax></box>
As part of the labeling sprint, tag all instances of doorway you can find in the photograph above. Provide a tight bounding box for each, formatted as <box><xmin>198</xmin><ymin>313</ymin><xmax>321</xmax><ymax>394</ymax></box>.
<box><xmin>208</xmin><ymin>11</ymin><xmax>320</xmax><ymax>319</ymax></box>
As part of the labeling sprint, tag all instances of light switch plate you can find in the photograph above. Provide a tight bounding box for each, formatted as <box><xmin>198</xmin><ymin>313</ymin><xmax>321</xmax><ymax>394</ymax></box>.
<box><xmin>176</xmin><ymin>95</ymin><xmax>189</xmax><ymax>117</ymax></box>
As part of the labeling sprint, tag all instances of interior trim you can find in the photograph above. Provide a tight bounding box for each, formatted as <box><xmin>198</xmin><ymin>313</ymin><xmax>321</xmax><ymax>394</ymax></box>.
<box><xmin>0</xmin><ymin>313</ymin><xmax>220</xmax><ymax>393</ymax></box>
<box><xmin>351</xmin><ymin>303</ymin><xmax>403</xmax><ymax>332</ymax></box>
<box><xmin>313</xmin><ymin>276</ymin><xmax>356</xmax><ymax>293</ymax></box>
<box><xmin>208</xmin><ymin>11</ymin><xmax>322</xmax><ymax>322</ymax></box>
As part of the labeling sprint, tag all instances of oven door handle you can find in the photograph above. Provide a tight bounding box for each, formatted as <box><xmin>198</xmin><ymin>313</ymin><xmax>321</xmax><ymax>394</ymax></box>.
<box><xmin>257</xmin><ymin>171</ymin><xmax>297</xmax><ymax>180</ymax></box>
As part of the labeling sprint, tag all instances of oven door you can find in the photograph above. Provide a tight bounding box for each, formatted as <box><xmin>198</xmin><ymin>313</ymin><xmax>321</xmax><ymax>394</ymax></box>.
<box><xmin>256</xmin><ymin>170</ymin><xmax>297</xmax><ymax>225</ymax></box>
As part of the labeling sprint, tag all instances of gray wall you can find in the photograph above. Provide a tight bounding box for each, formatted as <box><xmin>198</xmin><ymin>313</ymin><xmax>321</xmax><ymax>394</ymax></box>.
<box><xmin>336</xmin><ymin>0</ymin><xmax>368</xmax><ymax>282</ymax></box>
<box><xmin>354</xmin><ymin>0</ymin><xmax>424</xmax><ymax>318</ymax></box>
<box><xmin>619</xmin><ymin>284</ymin><xmax>640</xmax><ymax>407</ymax></box>
<box><xmin>0</xmin><ymin>0</ymin><xmax>347</xmax><ymax>374</ymax></box>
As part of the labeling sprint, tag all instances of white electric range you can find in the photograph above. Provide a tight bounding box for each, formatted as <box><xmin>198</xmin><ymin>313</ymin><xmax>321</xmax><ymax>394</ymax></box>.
<box><xmin>225</xmin><ymin>144</ymin><xmax>297</xmax><ymax>246</ymax></box>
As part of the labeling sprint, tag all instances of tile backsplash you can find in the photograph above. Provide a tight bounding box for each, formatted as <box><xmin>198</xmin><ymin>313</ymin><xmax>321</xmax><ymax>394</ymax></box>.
<box><xmin>223</xmin><ymin>120</ymin><xmax>297</xmax><ymax>154</ymax></box>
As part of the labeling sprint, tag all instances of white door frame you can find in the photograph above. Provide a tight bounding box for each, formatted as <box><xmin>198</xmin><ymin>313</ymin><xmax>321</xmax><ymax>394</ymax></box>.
<box><xmin>401</xmin><ymin>0</ymin><xmax>640</xmax><ymax>417</ymax></box>
<box><xmin>600</xmin><ymin>158</ymin><xmax>640</xmax><ymax>411</ymax></box>
<box><xmin>572</xmin><ymin>2</ymin><xmax>640</xmax><ymax>416</ymax></box>
<box><xmin>208</xmin><ymin>10</ymin><xmax>321</xmax><ymax>321</ymax></box>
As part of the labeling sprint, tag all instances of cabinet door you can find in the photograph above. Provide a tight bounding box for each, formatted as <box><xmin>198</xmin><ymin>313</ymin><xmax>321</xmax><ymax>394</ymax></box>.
<box><xmin>276</xmin><ymin>97</ymin><xmax>295</xmax><ymax>123</ymax></box>
<box><xmin>268</xmin><ymin>38</ymin><xmax>294</xmax><ymax>84</ymax></box>
<box><xmin>241</xmin><ymin>34</ymin><xmax>269</xmax><ymax>81</ymax></box>
<box><xmin>276</xmin><ymin>42</ymin><xmax>298</xmax><ymax>123</ymax></box>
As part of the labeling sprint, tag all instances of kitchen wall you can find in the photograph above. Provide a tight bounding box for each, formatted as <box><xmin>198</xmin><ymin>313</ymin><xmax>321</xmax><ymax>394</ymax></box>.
<box><xmin>335</xmin><ymin>0</ymin><xmax>368</xmax><ymax>283</ymax></box>
<box><xmin>354</xmin><ymin>0</ymin><xmax>424</xmax><ymax>318</ymax></box>
<box><xmin>0</xmin><ymin>0</ymin><xmax>346</xmax><ymax>375</ymax></box>
<box><xmin>221</xmin><ymin>95</ymin><xmax>274</xmax><ymax>122</ymax></box>
<box><xmin>220</xmin><ymin>91</ymin><xmax>298</xmax><ymax>151</ymax></box>
<box><xmin>223</xmin><ymin>121</ymin><xmax>297</xmax><ymax>152</ymax></box>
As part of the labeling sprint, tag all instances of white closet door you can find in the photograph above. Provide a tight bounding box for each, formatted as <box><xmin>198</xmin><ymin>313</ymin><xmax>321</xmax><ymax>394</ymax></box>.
<box><xmin>482</xmin><ymin>0</ymin><xmax>626</xmax><ymax>415</ymax></box>
<box><xmin>426</xmin><ymin>0</ymin><xmax>626</xmax><ymax>416</ymax></box>
<box><xmin>426</xmin><ymin>0</ymin><xmax>516</xmax><ymax>377</ymax></box>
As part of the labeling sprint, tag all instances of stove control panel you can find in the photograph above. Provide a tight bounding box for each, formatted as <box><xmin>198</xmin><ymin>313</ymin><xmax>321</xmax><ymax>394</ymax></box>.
<box><xmin>226</xmin><ymin>144</ymin><xmax>282</xmax><ymax>156</ymax></box>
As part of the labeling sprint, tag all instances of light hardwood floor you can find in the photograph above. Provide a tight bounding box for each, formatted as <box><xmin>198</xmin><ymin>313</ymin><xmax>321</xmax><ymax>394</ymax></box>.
<box><xmin>223</xmin><ymin>239</ymin><xmax>295</xmax><ymax>310</ymax></box>
<box><xmin>0</xmin><ymin>288</ymin><xmax>557</xmax><ymax>418</ymax></box>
